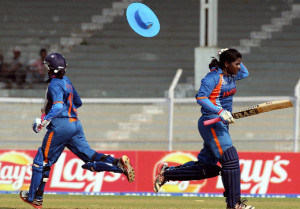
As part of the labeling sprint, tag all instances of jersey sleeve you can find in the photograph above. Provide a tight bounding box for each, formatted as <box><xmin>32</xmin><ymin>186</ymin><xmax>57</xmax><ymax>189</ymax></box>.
<box><xmin>43</xmin><ymin>83</ymin><xmax>64</xmax><ymax>121</ymax></box>
<box><xmin>195</xmin><ymin>72</ymin><xmax>223</xmax><ymax>114</ymax></box>
<box><xmin>65</xmin><ymin>77</ymin><xmax>82</xmax><ymax>108</ymax></box>
<box><xmin>234</xmin><ymin>63</ymin><xmax>249</xmax><ymax>80</ymax></box>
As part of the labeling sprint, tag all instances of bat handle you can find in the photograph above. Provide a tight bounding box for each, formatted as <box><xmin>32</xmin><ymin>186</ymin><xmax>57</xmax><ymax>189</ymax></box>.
<box><xmin>203</xmin><ymin>117</ymin><xmax>222</xmax><ymax>126</ymax></box>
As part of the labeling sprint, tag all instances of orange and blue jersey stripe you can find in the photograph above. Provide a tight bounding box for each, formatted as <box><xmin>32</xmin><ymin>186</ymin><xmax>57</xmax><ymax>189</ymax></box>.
<box><xmin>210</xmin><ymin>128</ymin><xmax>223</xmax><ymax>156</ymax></box>
<box><xmin>44</xmin><ymin>132</ymin><xmax>54</xmax><ymax>163</ymax></box>
<box><xmin>209</xmin><ymin>74</ymin><xmax>223</xmax><ymax>107</ymax></box>
<box><xmin>196</xmin><ymin>73</ymin><xmax>224</xmax><ymax>114</ymax></box>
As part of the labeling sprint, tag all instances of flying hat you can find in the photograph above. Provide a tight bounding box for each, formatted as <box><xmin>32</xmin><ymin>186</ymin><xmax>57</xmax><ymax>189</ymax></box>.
<box><xmin>126</xmin><ymin>3</ymin><xmax>160</xmax><ymax>37</ymax></box>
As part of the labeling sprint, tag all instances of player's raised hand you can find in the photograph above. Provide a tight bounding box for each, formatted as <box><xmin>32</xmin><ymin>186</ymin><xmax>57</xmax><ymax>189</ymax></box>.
<box><xmin>218</xmin><ymin>110</ymin><xmax>235</xmax><ymax>124</ymax></box>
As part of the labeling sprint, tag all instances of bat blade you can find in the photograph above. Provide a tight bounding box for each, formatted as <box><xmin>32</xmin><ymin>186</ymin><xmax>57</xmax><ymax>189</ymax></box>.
<box><xmin>232</xmin><ymin>99</ymin><xmax>293</xmax><ymax>119</ymax></box>
<box><xmin>204</xmin><ymin>100</ymin><xmax>293</xmax><ymax>126</ymax></box>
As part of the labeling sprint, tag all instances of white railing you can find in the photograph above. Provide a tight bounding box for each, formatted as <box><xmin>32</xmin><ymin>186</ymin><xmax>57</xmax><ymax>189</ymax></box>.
<box><xmin>168</xmin><ymin>69</ymin><xmax>183</xmax><ymax>151</ymax></box>
<box><xmin>0</xmin><ymin>78</ymin><xmax>299</xmax><ymax>152</ymax></box>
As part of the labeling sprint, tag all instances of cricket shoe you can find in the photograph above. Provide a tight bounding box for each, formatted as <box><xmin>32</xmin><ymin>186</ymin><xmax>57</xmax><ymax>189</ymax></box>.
<box><xmin>227</xmin><ymin>198</ymin><xmax>255</xmax><ymax>209</ymax></box>
<box><xmin>19</xmin><ymin>191</ymin><xmax>43</xmax><ymax>209</ymax></box>
<box><xmin>119</xmin><ymin>155</ymin><xmax>135</xmax><ymax>183</ymax></box>
<box><xmin>153</xmin><ymin>162</ymin><xmax>168</xmax><ymax>193</ymax></box>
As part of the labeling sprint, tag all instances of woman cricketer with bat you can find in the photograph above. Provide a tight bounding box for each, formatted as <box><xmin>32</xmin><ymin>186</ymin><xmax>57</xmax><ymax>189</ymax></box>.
<box><xmin>153</xmin><ymin>48</ymin><xmax>254</xmax><ymax>209</ymax></box>
<box><xmin>19</xmin><ymin>53</ymin><xmax>135</xmax><ymax>209</ymax></box>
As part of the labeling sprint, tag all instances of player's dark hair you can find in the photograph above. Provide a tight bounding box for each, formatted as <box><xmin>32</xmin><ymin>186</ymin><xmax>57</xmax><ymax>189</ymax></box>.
<box><xmin>209</xmin><ymin>48</ymin><xmax>242</xmax><ymax>69</ymax></box>
<box><xmin>40</xmin><ymin>48</ymin><xmax>47</xmax><ymax>55</ymax></box>
<box><xmin>55</xmin><ymin>69</ymin><xmax>65</xmax><ymax>79</ymax></box>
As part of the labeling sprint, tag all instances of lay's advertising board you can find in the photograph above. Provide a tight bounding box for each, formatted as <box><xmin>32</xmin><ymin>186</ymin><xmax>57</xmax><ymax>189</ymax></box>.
<box><xmin>0</xmin><ymin>150</ymin><xmax>299</xmax><ymax>197</ymax></box>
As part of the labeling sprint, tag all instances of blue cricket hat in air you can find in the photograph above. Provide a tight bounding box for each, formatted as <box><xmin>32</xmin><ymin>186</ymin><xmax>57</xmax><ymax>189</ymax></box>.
<box><xmin>126</xmin><ymin>3</ymin><xmax>160</xmax><ymax>37</ymax></box>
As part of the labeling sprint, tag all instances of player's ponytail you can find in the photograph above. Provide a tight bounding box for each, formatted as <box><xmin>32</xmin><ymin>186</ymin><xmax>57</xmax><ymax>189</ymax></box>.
<box><xmin>209</xmin><ymin>57</ymin><xmax>219</xmax><ymax>69</ymax></box>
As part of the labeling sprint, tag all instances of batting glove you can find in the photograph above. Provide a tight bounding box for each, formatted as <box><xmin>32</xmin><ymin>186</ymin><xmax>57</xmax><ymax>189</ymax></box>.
<box><xmin>218</xmin><ymin>109</ymin><xmax>235</xmax><ymax>125</ymax></box>
<box><xmin>32</xmin><ymin>117</ymin><xmax>50</xmax><ymax>133</ymax></box>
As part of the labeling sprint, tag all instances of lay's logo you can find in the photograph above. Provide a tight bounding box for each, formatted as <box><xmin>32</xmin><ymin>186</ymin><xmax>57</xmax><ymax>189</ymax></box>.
<box><xmin>0</xmin><ymin>151</ymin><xmax>33</xmax><ymax>191</ymax></box>
<box><xmin>153</xmin><ymin>152</ymin><xmax>207</xmax><ymax>193</ymax></box>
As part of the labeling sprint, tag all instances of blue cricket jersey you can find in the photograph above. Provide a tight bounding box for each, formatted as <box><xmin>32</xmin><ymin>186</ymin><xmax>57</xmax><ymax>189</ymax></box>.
<box><xmin>196</xmin><ymin>63</ymin><xmax>249</xmax><ymax>115</ymax></box>
<box><xmin>44</xmin><ymin>76</ymin><xmax>82</xmax><ymax>121</ymax></box>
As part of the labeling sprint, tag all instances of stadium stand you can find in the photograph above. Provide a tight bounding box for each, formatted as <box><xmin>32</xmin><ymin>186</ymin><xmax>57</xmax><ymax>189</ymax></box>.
<box><xmin>63</xmin><ymin>0</ymin><xmax>199</xmax><ymax>98</ymax></box>
<box><xmin>218</xmin><ymin>0</ymin><xmax>300</xmax><ymax>96</ymax></box>
<box><xmin>0</xmin><ymin>0</ymin><xmax>113</xmax><ymax>96</ymax></box>
<box><xmin>0</xmin><ymin>0</ymin><xmax>199</xmax><ymax>97</ymax></box>
<box><xmin>0</xmin><ymin>0</ymin><xmax>299</xmax><ymax>98</ymax></box>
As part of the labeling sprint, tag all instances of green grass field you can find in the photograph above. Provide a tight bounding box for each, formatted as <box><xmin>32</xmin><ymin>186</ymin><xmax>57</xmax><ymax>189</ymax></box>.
<box><xmin>1</xmin><ymin>194</ymin><xmax>300</xmax><ymax>209</ymax></box>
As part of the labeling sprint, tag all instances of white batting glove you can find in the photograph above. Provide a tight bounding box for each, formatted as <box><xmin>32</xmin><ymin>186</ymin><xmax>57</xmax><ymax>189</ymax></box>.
<box><xmin>218</xmin><ymin>110</ymin><xmax>235</xmax><ymax>124</ymax></box>
<box><xmin>32</xmin><ymin>117</ymin><xmax>50</xmax><ymax>133</ymax></box>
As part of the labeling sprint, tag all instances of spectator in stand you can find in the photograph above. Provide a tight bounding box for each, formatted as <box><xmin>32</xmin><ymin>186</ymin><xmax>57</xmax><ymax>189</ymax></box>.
<box><xmin>26</xmin><ymin>48</ymin><xmax>47</xmax><ymax>88</ymax></box>
<box><xmin>2</xmin><ymin>46</ymin><xmax>27</xmax><ymax>89</ymax></box>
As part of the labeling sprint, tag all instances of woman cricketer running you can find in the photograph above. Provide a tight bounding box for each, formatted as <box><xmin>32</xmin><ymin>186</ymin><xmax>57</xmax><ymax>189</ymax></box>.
<box><xmin>153</xmin><ymin>48</ymin><xmax>254</xmax><ymax>209</ymax></box>
<box><xmin>19</xmin><ymin>53</ymin><xmax>135</xmax><ymax>209</ymax></box>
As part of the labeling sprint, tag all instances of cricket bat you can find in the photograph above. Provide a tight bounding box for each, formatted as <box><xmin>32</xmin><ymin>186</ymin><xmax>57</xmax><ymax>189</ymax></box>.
<box><xmin>204</xmin><ymin>100</ymin><xmax>293</xmax><ymax>126</ymax></box>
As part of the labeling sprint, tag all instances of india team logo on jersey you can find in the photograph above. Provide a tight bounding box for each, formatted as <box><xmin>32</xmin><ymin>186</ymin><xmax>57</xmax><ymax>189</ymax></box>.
<box><xmin>153</xmin><ymin>152</ymin><xmax>207</xmax><ymax>193</ymax></box>
<box><xmin>0</xmin><ymin>151</ymin><xmax>32</xmax><ymax>191</ymax></box>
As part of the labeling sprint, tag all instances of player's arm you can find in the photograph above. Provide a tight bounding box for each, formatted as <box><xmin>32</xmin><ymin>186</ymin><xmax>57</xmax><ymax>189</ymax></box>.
<box><xmin>235</xmin><ymin>63</ymin><xmax>249</xmax><ymax>80</ymax></box>
<box><xmin>196</xmin><ymin>73</ymin><xmax>223</xmax><ymax>114</ymax></box>
<box><xmin>32</xmin><ymin>84</ymin><xmax>63</xmax><ymax>133</ymax></box>
<box><xmin>43</xmin><ymin>84</ymin><xmax>64</xmax><ymax>121</ymax></box>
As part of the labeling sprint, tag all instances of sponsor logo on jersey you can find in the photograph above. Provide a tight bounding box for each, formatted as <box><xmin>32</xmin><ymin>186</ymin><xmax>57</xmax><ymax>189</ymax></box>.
<box><xmin>223</xmin><ymin>88</ymin><xmax>236</xmax><ymax>97</ymax></box>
